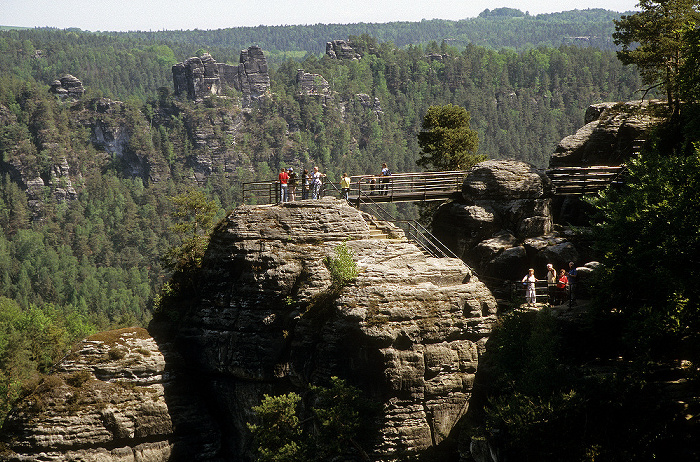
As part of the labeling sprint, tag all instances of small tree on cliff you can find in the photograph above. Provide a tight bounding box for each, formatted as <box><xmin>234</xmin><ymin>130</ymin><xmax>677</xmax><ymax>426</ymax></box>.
<box><xmin>416</xmin><ymin>104</ymin><xmax>484</xmax><ymax>171</ymax></box>
<box><xmin>162</xmin><ymin>188</ymin><xmax>221</xmax><ymax>275</ymax></box>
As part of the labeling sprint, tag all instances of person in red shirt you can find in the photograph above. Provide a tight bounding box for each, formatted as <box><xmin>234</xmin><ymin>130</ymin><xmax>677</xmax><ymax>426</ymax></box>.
<box><xmin>557</xmin><ymin>268</ymin><xmax>569</xmax><ymax>305</ymax></box>
<box><xmin>278</xmin><ymin>168</ymin><xmax>289</xmax><ymax>202</ymax></box>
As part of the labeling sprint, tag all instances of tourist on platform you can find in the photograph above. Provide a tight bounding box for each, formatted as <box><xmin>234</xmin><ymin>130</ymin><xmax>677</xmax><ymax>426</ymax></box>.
<box><xmin>546</xmin><ymin>263</ymin><xmax>557</xmax><ymax>305</ymax></box>
<box><xmin>340</xmin><ymin>173</ymin><xmax>351</xmax><ymax>201</ymax></box>
<box><xmin>287</xmin><ymin>168</ymin><xmax>297</xmax><ymax>201</ymax></box>
<box><xmin>312</xmin><ymin>166</ymin><xmax>326</xmax><ymax>199</ymax></box>
<box><xmin>522</xmin><ymin>268</ymin><xmax>537</xmax><ymax>306</ymax></box>
<box><xmin>278</xmin><ymin>168</ymin><xmax>289</xmax><ymax>203</ymax></box>
<box><xmin>557</xmin><ymin>268</ymin><xmax>569</xmax><ymax>305</ymax></box>
<box><xmin>568</xmin><ymin>261</ymin><xmax>578</xmax><ymax>304</ymax></box>
<box><xmin>301</xmin><ymin>169</ymin><xmax>310</xmax><ymax>200</ymax></box>
<box><xmin>380</xmin><ymin>162</ymin><xmax>391</xmax><ymax>195</ymax></box>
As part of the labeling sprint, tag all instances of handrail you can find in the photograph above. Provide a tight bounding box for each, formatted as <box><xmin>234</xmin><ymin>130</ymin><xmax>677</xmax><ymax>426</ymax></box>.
<box><xmin>241</xmin><ymin>170</ymin><xmax>470</xmax><ymax>205</ymax></box>
<box><xmin>359</xmin><ymin>193</ymin><xmax>461</xmax><ymax>261</ymax></box>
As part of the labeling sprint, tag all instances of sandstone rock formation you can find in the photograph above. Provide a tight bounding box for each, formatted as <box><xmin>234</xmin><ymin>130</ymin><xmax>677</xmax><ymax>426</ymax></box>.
<box><xmin>151</xmin><ymin>198</ymin><xmax>498</xmax><ymax>460</ymax></box>
<box><xmin>1</xmin><ymin>328</ymin><xmax>173</xmax><ymax>461</ymax></box>
<box><xmin>433</xmin><ymin>159</ymin><xmax>559</xmax><ymax>280</ymax></box>
<box><xmin>296</xmin><ymin>68</ymin><xmax>332</xmax><ymax>102</ymax></box>
<box><xmin>326</xmin><ymin>39</ymin><xmax>361</xmax><ymax>59</ymax></box>
<box><xmin>2</xmin><ymin>199</ymin><xmax>498</xmax><ymax>461</ymax></box>
<box><xmin>49</xmin><ymin>74</ymin><xmax>85</xmax><ymax>99</ymax></box>
<box><xmin>549</xmin><ymin>100</ymin><xmax>663</xmax><ymax>167</ymax></box>
<box><xmin>172</xmin><ymin>47</ymin><xmax>270</xmax><ymax>106</ymax></box>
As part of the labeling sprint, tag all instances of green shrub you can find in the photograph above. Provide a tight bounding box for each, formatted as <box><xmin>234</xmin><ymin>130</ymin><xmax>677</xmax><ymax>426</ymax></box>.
<box><xmin>325</xmin><ymin>242</ymin><xmax>358</xmax><ymax>287</ymax></box>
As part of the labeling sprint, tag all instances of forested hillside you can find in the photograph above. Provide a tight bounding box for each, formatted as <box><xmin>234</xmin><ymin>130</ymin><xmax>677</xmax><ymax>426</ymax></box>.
<box><xmin>0</xmin><ymin>9</ymin><xmax>646</xmax><ymax>424</ymax></box>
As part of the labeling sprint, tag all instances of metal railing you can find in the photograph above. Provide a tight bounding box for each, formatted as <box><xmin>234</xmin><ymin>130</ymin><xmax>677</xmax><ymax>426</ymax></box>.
<box><xmin>241</xmin><ymin>170</ymin><xmax>469</xmax><ymax>206</ymax></box>
<box><xmin>546</xmin><ymin>165</ymin><xmax>627</xmax><ymax>195</ymax></box>
<box><xmin>359</xmin><ymin>195</ymin><xmax>460</xmax><ymax>260</ymax></box>
<box><xmin>349</xmin><ymin>170</ymin><xmax>468</xmax><ymax>204</ymax></box>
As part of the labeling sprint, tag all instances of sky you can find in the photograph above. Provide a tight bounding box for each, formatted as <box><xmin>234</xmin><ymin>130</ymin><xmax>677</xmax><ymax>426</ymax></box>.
<box><xmin>2</xmin><ymin>0</ymin><xmax>640</xmax><ymax>31</ymax></box>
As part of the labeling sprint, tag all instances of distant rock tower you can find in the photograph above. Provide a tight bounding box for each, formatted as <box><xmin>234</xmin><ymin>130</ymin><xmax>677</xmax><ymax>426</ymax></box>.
<box><xmin>49</xmin><ymin>74</ymin><xmax>85</xmax><ymax>99</ymax></box>
<box><xmin>172</xmin><ymin>46</ymin><xmax>270</xmax><ymax>107</ymax></box>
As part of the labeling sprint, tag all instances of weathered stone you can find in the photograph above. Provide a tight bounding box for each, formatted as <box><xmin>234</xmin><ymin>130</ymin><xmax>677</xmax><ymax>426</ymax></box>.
<box><xmin>462</xmin><ymin>159</ymin><xmax>551</xmax><ymax>202</ymax></box>
<box><xmin>326</xmin><ymin>39</ymin><xmax>361</xmax><ymax>59</ymax></box>
<box><xmin>49</xmin><ymin>74</ymin><xmax>85</xmax><ymax>99</ymax></box>
<box><xmin>172</xmin><ymin>47</ymin><xmax>270</xmax><ymax>106</ymax></box>
<box><xmin>550</xmin><ymin>100</ymin><xmax>664</xmax><ymax>167</ymax></box>
<box><xmin>1</xmin><ymin>328</ymin><xmax>173</xmax><ymax>461</ymax></box>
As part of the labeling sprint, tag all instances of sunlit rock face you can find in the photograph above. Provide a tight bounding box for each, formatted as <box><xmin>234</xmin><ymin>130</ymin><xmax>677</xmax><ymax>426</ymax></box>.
<box><xmin>1</xmin><ymin>199</ymin><xmax>498</xmax><ymax>461</ymax></box>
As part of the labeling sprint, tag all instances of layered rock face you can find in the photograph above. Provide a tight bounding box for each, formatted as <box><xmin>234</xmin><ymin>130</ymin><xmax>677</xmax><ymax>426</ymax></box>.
<box><xmin>1</xmin><ymin>328</ymin><xmax>173</xmax><ymax>461</ymax></box>
<box><xmin>156</xmin><ymin>198</ymin><xmax>498</xmax><ymax>460</ymax></box>
<box><xmin>326</xmin><ymin>39</ymin><xmax>361</xmax><ymax>59</ymax></box>
<box><xmin>433</xmin><ymin>160</ymin><xmax>561</xmax><ymax>280</ymax></box>
<box><xmin>1</xmin><ymin>200</ymin><xmax>498</xmax><ymax>461</ymax></box>
<box><xmin>549</xmin><ymin>100</ymin><xmax>663</xmax><ymax>167</ymax></box>
<box><xmin>172</xmin><ymin>47</ymin><xmax>270</xmax><ymax>106</ymax></box>
<box><xmin>49</xmin><ymin>74</ymin><xmax>85</xmax><ymax>99</ymax></box>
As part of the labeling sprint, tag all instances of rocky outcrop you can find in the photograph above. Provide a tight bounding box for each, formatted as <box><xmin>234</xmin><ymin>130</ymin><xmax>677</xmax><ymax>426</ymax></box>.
<box><xmin>549</xmin><ymin>100</ymin><xmax>663</xmax><ymax>167</ymax></box>
<box><xmin>49</xmin><ymin>74</ymin><xmax>85</xmax><ymax>100</ymax></box>
<box><xmin>153</xmin><ymin>198</ymin><xmax>497</xmax><ymax>460</ymax></box>
<box><xmin>2</xmin><ymin>199</ymin><xmax>498</xmax><ymax>461</ymax></box>
<box><xmin>433</xmin><ymin>160</ymin><xmax>557</xmax><ymax>279</ymax></box>
<box><xmin>1</xmin><ymin>328</ymin><xmax>173</xmax><ymax>461</ymax></box>
<box><xmin>326</xmin><ymin>39</ymin><xmax>361</xmax><ymax>59</ymax></box>
<box><xmin>172</xmin><ymin>47</ymin><xmax>270</xmax><ymax>106</ymax></box>
<box><xmin>296</xmin><ymin>68</ymin><xmax>332</xmax><ymax>101</ymax></box>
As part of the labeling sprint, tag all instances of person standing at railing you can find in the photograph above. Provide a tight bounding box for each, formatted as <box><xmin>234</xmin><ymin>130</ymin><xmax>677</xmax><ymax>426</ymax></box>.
<box><xmin>522</xmin><ymin>268</ymin><xmax>537</xmax><ymax>306</ymax></box>
<box><xmin>278</xmin><ymin>168</ymin><xmax>289</xmax><ymax>203</ymax></box>
<box><xmin>546</xmin><ymin>263</ymin><xmax>557</xmax><ymax>305</ymax></box>
<box><xmin>568</xmin><ymin>261</ymin><xmax>578</xmax><ymax>305</ymax></box>
<box><xmin>312</xmin><ymin>166</ymin><xmax>326</xmax><ymax>199</ymax></box>
<box><xmin>380</xmin><ymin>163</ymin><xmax>391</xmax><ymax>195</ymax></box>
<box><xmin>557</xmin><ymin>268</ymin><xmax>569</xmax><ymax>305</ymax></box>
<box><xmin>301</xmin><ymin>169</ymin><xmax>310</xmax><ymax>200</ymax></box>
<box><xmin>287</xmin><ymin>167</ymin><xmax>297</xmax><ymax>201</ymax></box>
<box><xmin>340</xmin><ymin>173</ymin><xmax>351</xmax><ymax>201</ymax></box>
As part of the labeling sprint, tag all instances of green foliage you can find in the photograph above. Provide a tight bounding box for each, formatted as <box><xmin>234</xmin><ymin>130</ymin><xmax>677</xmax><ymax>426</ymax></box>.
<box><xmin>475</xmin><ymin>309</ymin><xmax>689</xmax><ymax>461</ymax></box>
<box><xmin>588</xmin><ymin>146</ymin><xmax>700</xmax><ymax>357</ymax></box>
<box><xmin>613</xmin><ymin>0</ymin><xmax>700</xmax><ymax>116</ymax></box>
<box><xmin>161</xmin><ymin>188</ymin><xmax>221</xmax><ymax>274</ymax></box>
<box><xmin>248</xmin><ymin>377</ymin><xmax>372</xmax><ymax>462</ymax></box>
<box><xmin>324</xmin><ymin>242</ymin><xmax>359</xmax><ymax>287</ymax></box>
<box><xmin>248</xmin><ymin>393</ymin><xmax>304</xmax><ymax>462</ymax></box>
<box><xmin>0</xmin><ymin>296</ymin><xmax>95</xmax><ymax>424</ymax></box>
<box><xmin>417</xmin><ymin>104</ymin><xmax>484</xmax><ymax>171</ymax></box>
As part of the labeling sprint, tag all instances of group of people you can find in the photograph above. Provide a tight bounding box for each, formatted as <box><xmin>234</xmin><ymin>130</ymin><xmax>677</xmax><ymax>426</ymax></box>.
<box><xmin>521</xmin><ymin>261</ymin><xmax>578</xmax><ymax>306</ymax></box>
<box><xmin>367</xmin><ymin>163</ymin><xmax>392</xmax><ymax>195</ymax></box>
<box><xmin>278</xmin><ymin>166</ymin><xmax>326</xmax><ymax>202</ymax></box>
<box><xmin>277</xmin><ymin>162</ymin><xmax>392</xmax><ymax>203</ymax></box>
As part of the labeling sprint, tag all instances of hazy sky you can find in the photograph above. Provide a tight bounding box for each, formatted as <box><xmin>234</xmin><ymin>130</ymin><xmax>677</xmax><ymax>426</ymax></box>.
<box><xmin>3</xmin><ymin>0</ymin><xmax>639</xmax><ymax>31</ymax></box>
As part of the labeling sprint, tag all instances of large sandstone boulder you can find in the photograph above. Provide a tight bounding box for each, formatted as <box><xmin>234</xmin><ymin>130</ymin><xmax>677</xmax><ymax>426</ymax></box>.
<box><xmin>549</xmin><ymin>100</ymin><xmax>664</xmax><ymax>167</ymax></box>
<box><xmin>433</xmin><ymin>160</ymin><xmax>555</xmax><ymax>276</ymax></box>
<box><xmin>462</xmin><ymin>159</ymin><xmax>552</xmax><ymax>201</ymax></box>
<box><xmin>152</xmin><ymin>198</ymin><xmax>497</xmax><ymax>460</ymax></box>
<box><xmin>3</xmin><ymin>200</ymin><xmax>498</xmax><ymax>461</ymax></box>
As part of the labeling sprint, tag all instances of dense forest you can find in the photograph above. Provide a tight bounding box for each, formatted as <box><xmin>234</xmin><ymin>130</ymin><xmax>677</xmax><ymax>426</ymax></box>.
<box><xmin>1</xmin><ymin>7</ymin><xmax>685</xmax><ymax>443</ymax></box>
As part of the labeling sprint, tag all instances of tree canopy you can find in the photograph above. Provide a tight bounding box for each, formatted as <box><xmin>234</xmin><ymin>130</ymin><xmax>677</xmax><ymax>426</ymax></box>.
<box><xmin>613</xmin><ymin>0</ymin><xmax>700</xmax><ymax>117</ymax></box>
<box><xmin>416</xmin><ymin>104</ymin><xmax>484</xmax><ymax>171</ymax></box>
